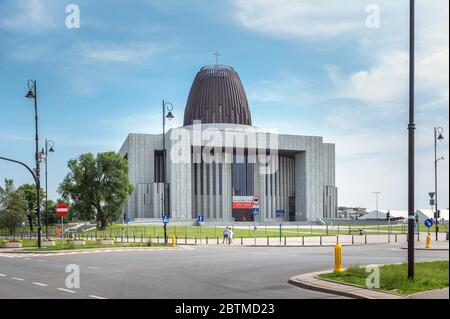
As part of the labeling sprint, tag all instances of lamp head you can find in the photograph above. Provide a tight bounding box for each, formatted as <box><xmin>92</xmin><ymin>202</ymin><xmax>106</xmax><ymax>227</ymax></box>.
<box><xmin>166</xmin><ymin>111</ymin><xmax>174</xmax><ymax>121</ymax></box>
<box><xmin>25</xmin><ymin>89</ymin><xmax>35</xmax><ymax>99</ymax></box>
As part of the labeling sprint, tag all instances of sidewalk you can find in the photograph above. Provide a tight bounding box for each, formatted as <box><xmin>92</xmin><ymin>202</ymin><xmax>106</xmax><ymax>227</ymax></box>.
<box><xmin>407</xmin><ymin>288</ymin><xmax>449</xmax><ymax>299</ymax></box>
<box><xmin>289</xmin><ymin>271</ymin><xmax>402</xmax><ymax>299</ymax></box>
<box><xmin>401</xmin><ymin>239</ymin><xmax>449</xmax><ymax>251</ymax></box>
<box><xmin>289</xmin><ymin>270</ymin><xmax>449</xmax><ymax>299</ymax></box>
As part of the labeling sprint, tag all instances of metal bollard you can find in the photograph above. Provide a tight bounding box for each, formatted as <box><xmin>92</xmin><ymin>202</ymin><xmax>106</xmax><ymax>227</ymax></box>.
<box><xmin>302</xmin><ymin>236</ymin><xmax>305</xmax><ymax>246</ymax></box>
<box><xmin>336</xmin><ymin>235</ymin><xmax>339</xmax><ymax>243</ymax></box>
<box><xmin>172</xmin><ymin>234</ymin><xmax>177</xmax><ymax>248</ymax></box>
<box><xmin>195</xmin><ymin>237</ymin><xmax>197</xmax><ymax>245</ymax></box>
<box><xmin>320</xmin><ymin>236</ymin><xmax>322</xmax><ymax>246</ymax></box>
<box><xmin>426</xmin><ymin>233</ymin><xmax>431</xmax><ymax>249</ymax></box>
<box><xmin>395</xmin><ymin>234</ymin><xmax>397</xmax><ymax>243</ymax></box>
<box><xmin>352</xmin><ymin>235</ymin><xmax>354</xmax><ymax>245</ymax></box>
<box><xmin>206</xmin><ymin>236</ymin><xmax>208</xmax><ymax>245</ymax></box>
<box><xmin>334</xmin><ymin>242</ymin><xmax>343</xmax><ymax>272</ymax></box>
<box><xmin>217</xmin><ymin>237</ymin><xmax>219</xmax><ymax>244</ymax></box>
<box><xmin>185</xmin><ymin>236</ymin><xmax>187</xmax><ymax>244</ymax></box>
<box><xmin>267</xmin><ymin>237</ymin><xmax>269</xmax><ymax>246</ymax></box>
<box><xmin>365</xmin><ymin>235</ymin><xmax>367</xmax><ymax>244</ymax></box>
<box><xmin>241</xmin><ymin>237</ymin><xmax>243</xmax><ymax>245</ymax></box>
<box><xmin>284</xmin><ymin>237</ymin><xmax>287</xmax><ymax>246</ymax></box>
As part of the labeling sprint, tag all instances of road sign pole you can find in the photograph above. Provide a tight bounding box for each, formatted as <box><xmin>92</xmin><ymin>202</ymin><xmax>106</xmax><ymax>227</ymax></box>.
<box><xmin>254</xmin><ymin>217</ymin><xmax>256</xmax><ymax>246</ymax></box>
<box><xmin>279</xmin><ymin>223</ymin><xmax>282</xmax><ymax>245</ymax></box>
<box><xmin>61</xmin><ymin>215</ymin><xmax>64</xmax><ymax>249</ymax></box>
<box><xmin>388</xmin><ymin>215</ymin><xmax>391</xmax><ymax>243</ymax></box>
<box><xmin>164</xmin><ymin>223</ymin><xmax>167</xmax><ymax>245</ymax></box>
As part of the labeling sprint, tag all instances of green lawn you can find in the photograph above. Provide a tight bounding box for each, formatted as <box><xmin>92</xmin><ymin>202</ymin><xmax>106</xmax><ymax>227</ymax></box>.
<box><xmin>80</xmin><ymin>224</ymin><xmax>368</xmax><ymax>239</ymax></box>
<box><xmin>4</xmin><ymin>222</ymin><xmax>446</xmax><ymax>240</ymax></box>
<box><xmin>19</xmin><ymin>239</ymin><xmax>166</xmax><ymax>251</ymax></box>
<box><xmin>319</xmin><ymin>260</ymin><xmax>449</xmax><ymax>296</ymax></box>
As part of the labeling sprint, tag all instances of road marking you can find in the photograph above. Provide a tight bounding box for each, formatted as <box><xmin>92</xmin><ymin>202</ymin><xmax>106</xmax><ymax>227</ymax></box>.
<box><xmin>89</xmin><ymin>295</ymin><xmax>107</xmax><ymax>299</ymax></box>
<box><xmin>87</xmin><ymin>266</ymin><xmax>101</xmax><ymax>270</ymax></box>
<box><xmin>0</xmin><ymin>274</ymin><xmax>6</xmax><ymax>277</ymax></box>
<box><xmin>111</xmin><ymin>270</ymin><xmax>125</xmax><ymax>273</ymax></box>
<box><xmin>24</xmin><ymin>257</ymin><xmax>32</xmax><ymax>260</ymax></box>
<box><xmin>12</xmin><ymin>277</ymin><xmax>25</xmax><ymax>281</ymax></box>
<box><xmin>32</xmin><ymin>282</ymin><xmax>48</xmax><ymax>287</ymax></box>
<box><xmin>57</xmin><ymin>288</ymin><xmax>76</xmax><ymax>294</ymax></box>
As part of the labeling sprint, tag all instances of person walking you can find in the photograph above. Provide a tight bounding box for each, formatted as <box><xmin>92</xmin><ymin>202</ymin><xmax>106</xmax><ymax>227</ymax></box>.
<box><xmin>222</xmin><ymin>226</ymin><xmax>229</xmax><ymax>244</ymax></box>
<box><xmin>228</xmin><ymin>226</ymin><xmax>234</xmax><ymax>245</ymax></box>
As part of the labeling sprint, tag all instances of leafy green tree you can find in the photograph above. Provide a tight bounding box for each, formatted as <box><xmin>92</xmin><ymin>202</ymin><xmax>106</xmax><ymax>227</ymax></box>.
<box><xmin>59</xmin><ymin>152</ymin><xmax>133</xmax><ymax>229</ymax></box>
<box><xmin>0</xmin><ymin>179</ymin><xmax>27</xmax><ymax>237</ymax></box>
<box><xmin>17</xmin><ymin>184</ymin><xmax>45</xmax><ymax>232</ymax></box>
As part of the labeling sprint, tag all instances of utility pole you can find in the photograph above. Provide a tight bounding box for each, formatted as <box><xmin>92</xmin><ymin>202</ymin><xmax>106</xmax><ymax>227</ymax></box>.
<box><xmin>407</xmin><ymin>0</ymin><xmax>416</xmax><ymax>281</ymax></box>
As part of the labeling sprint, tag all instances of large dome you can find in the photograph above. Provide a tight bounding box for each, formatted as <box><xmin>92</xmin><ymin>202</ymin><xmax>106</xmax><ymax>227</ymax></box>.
<box><xmin>183</xmin><ymin>65</ymin><xmax>252</xmax><ymax>126</ymax></box>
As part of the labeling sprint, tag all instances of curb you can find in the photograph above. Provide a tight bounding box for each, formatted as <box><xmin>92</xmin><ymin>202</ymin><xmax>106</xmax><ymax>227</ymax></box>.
<box><xmin>400</xmin><ymin>247</ymin><xmax>449</xmax><ymax>251</ymax></box>
<box><xmin>288</xmin><ymin>270</ymin><xmax>403</xmax><ymax>299</ymax></box>
<box><xmin>2</xmin><ymin>246</ymin><xmax>185</xmax><ymax>254</ymax></box>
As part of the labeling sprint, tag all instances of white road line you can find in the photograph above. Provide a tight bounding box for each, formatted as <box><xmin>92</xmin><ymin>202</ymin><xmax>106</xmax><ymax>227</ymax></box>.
<box><xmin>89</xmin><ymin>295</ymin><xmax>107</xmax><ymax>299</ymax></box>
<box><xmin>57</xmin><ymin>288</ymin><xmax>76</xmax><ymax>294</ymax></box>
<box><xmin>87</xmin><ymin>267</ymin><xmax>101</xmax><ymax>270</ymax></box>
<box><xmin>11</xmin><ymin>277</ymin><xmax>25</xmax><ymax>281</ymax></box>
<box><xmin>0</xmin><ymin>274</ymin><xmax>6</xmax><ymax>277</ymax></box>
<box><xmin>32</xmin><ymin>282</ymin><xmax>48</xmax><ymax>287</ymax></box>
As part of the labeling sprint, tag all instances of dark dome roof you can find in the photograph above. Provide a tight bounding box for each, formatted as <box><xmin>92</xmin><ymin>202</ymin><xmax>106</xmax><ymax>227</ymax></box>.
<box><xmin>183</xmin><ymin>65</ymin><xmax>252</xmax><ymax>126</ymax></box>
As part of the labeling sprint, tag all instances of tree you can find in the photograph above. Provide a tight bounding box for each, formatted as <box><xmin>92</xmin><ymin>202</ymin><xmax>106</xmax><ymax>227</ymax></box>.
<box><xmin>0</xmin><ymin>179</ymin><xmax>27</xmax><ymax>237</ymax></box>
<box><xmin>17</xmin><ymin>184</ymin><xmax>45</xmax><ymax>232</ymax></box>
<box><xmin>59</xmin><ymin>152</ymin><xmax>133</xmax><ymax>229</ymax></box>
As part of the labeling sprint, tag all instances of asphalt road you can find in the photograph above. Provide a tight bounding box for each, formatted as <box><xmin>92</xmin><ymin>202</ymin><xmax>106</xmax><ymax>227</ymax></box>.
<box><xmin>0</xmin><ymin>244</ymin><xmax>448</xmax><ymax>299</ymax></box>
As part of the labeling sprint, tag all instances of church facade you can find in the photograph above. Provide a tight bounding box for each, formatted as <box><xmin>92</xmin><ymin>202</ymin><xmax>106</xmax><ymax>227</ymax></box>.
<box><xmin>119</xmin><ymin>65</ymin><xmax>337</xmax><ymax>222</ymax></box>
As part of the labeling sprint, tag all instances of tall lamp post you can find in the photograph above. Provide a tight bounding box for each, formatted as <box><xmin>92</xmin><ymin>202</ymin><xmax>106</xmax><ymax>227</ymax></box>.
<box><xmin>25</xmin><ymin>80</ymin><xmax>42</xmax><ymax>249</ymax></box>
<box><xmin>40</xmin><ymin>139</ymin><xmax>55</xmax><ymax>239</ymax></box>
<box><xmin>433</xmin><ymin>127</ymin><xmax>444</xmax><ymax>241</ymax></box>
<box><xmin>407</xmin><ymin>0</ymin><xmax>416</xmax><ymax>280</ymax></box>
<box><xmin>162</xmin><ymin>100</ymin><xmax>174</xmax><ymax>244</ymax></box>
<box><xmin>373</xmin><ymin>192</ymin><xmax>381</xmax><ymax>233</ymax></box>
<box><xmin>372</xmin><ymin>192</ymin><xmax>381</xmax><ymax>218</ymax></box>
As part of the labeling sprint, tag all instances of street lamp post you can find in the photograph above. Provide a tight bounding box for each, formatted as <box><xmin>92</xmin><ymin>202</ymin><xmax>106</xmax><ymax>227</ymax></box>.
<box><xmin>407</xmin><ymin>0</ymin><xmax>416</xmax><ymax>280</ymax></box>
<box><xmin>40</xmin><ymin>139</ymin><xmax>55</xmax><ymax>239</ymax></box>
<box><xmin>373</xmin><ymin>192</ymin><xmax>381</xmax><ymax>233</ymax></box>
<box><xmin>434</xmin><ymin>127</ymin><xmax>444</xmax><ymax>241</ymax></box>
<box><xmin>25</xmin><ymin>80</ymin><xmax>42</xmax><ymax>249</ymax></box>
<box><xmin>373</xmin><ymin>192</ymin><xmax>381</xmax><ymax>218</ymax></box>
<box><xmin>162</xmin><ymin>100</ymin><xmax>174</xmax><ymax>244</ymax></box>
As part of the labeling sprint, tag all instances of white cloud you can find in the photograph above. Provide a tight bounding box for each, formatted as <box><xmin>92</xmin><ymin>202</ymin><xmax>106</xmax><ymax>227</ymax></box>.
<box><xmin>230</xmin><ymin>0</ymin><xmax>365</xmax><ymax>39</ymax></box>
<box><xmin>327</xmin><ymin>47</ymin><xmax>449</xmax><ymax>110</ymax></box>
<box><xmin>0</xmin><ymin>0</ymin><xmax>57</xmax><ymax>32</ymax></box>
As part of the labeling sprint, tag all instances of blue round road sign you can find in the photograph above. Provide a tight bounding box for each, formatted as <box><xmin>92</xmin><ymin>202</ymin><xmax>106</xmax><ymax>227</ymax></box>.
<box><xmin>424</xmin><ymin>218</ymin><xmax>433</xmax><ymax>228</ymax></box>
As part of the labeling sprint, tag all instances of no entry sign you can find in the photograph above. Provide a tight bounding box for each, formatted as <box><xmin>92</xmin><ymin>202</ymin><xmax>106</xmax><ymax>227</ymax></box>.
<box><xmin>56</xmin><ymin>203</ymin><xmax>69</xmax><ymax>217</ymax></box>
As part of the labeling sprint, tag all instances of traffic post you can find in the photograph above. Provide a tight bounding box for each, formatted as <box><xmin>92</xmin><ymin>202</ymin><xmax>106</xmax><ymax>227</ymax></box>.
<box><xmin>252</xmin><ymin>196</ymin><xmax>260</xmax><ymax>246</ymax></box>
<box><xmin>424</xmin><ymin>218</ymin><xmax>433</xmax><ymax>249</ymax></box>
<box><xmin>56</xmin><ymin>203</ymin><xmax>69</xmax><ymax>248</ymax></box>
<box><xmin>276</xmin><ymin>210</ymin><xmax>285</xmax><ymax>244</ymax></box>
<box><xmin>162</xmin><ymin>215</ymin><xmax>170</xmax><ymax>245</ymax></box>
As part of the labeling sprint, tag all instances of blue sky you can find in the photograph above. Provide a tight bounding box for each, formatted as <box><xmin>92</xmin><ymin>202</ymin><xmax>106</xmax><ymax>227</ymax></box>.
<box><xmin>0</xmin><ymin>0</ymin><xmax>448</xmax><ymax>210</ymax></box>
